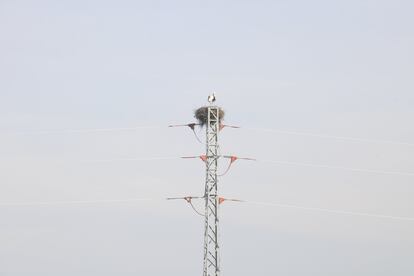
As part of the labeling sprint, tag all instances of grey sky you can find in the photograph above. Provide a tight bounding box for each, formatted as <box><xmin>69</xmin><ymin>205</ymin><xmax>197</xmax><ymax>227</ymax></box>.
<box><xmin>1</xmin><ymin>0</ymin><xmax>413</xmax><ymax>275</ymax></box>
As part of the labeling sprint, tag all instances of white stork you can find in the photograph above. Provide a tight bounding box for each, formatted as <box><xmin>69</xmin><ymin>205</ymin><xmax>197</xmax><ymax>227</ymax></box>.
<box><xmin>208</xmin><ymin>92</ymin><xmax>216</xmax><ymax>104</ymax></box>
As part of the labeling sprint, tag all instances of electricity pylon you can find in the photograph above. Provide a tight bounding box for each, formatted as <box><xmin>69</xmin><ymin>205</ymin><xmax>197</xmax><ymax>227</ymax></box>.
<box><xmin>168</xmin><ymin>104</ymin><xmax>252</xmax><ymax>275</ymax></box>
<box><xmin>203</xmin><ymin>106</ymin><xmax>221</xmax><ymax>276</ymax></box>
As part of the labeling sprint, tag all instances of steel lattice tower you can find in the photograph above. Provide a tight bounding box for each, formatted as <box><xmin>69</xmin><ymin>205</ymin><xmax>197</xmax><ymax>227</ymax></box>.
<box><xmin>203</xmin><ymin>106</ymin><xmax>220</xmax><ymax>276</ymax></box>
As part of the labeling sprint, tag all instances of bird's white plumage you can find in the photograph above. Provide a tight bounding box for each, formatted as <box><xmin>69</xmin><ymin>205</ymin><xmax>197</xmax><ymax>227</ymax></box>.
<box><xmin>208</xmin><ymin>92</ymin><xmax>216</xmax><ymax>103</ymax></box>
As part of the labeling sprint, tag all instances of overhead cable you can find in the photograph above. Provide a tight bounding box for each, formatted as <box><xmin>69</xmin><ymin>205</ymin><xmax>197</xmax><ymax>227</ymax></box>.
<box><xmin>246</xmin><ymin>127</ymin><xmax>414</xmax><ymax>147</ymax></box>
<box><xmin>260</xmin><ymin>159</ymin><xmax>414</xmax><ymax>177</ymax></box>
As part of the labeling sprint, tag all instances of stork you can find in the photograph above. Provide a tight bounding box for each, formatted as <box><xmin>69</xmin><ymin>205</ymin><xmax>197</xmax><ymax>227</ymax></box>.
<box><xmin>207</xmin><ymin>92</ymin><xmax>216</xmax><ymax>104</ymax></box>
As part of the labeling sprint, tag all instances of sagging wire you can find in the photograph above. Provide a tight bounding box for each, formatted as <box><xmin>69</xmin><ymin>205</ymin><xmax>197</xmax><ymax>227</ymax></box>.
<box><xmin>219</xmin><ymin>156</ymin><xmax>256</xmax><ymax>176</ymax></box>
<box><xmin>10</xmin><ymin>124</ymin><xmax>412</xmax><ymax>148</ymax></box>
<box><xmin>166</xmin><ymin>196</ymin><xmax>205</xmax><ymax>216</ymax></box>
<box><xmin>181</xmin><ymin>155</ymin><xmax>256</xmax><ymax>176</ymax></box>
<box><xmin>3</xmin><ymin>123</ymin><xmax>239</xmax><ymax>140</ymax></box>
<box><xmin>82</xmin><ymin>155</ymin><xmax>414</xmax><ymax>178</ymax></box>
<box><xmin>169</xmin><ymin>123</ymin><xmax>203</xmax><ymax>143</ymax></box>
<box><xmin>166</xmin><ymin>196</ymin><xmax>245</xmax><ymax>216</ymax></box>
<box><xmin>169</xmin><ymin>123</ymin><xmax>241</xmax><ymax>144</ymax></box>
<box><xmin>218</xmin><ymin>124</ymin><xmax>239</xmax><ymax>158</ymax></box>
<box><xmin>192</xmin><ymin>129</ymin><xmax>203</xmax><ymax>143</ymax></box>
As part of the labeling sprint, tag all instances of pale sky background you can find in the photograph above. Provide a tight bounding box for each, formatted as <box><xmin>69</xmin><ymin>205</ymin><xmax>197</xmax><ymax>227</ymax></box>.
<box><xmin>1</xmin><ymin>0</ymin><xmax>414</xmax><ymax>275</ymax></box>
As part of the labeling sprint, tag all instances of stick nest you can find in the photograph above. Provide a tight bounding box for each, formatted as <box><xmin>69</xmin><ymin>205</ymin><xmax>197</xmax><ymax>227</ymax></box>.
<box><xmin>194</xmin><ymin>106</ymin><xmax>225</xmax><ymax>126</ymax></box>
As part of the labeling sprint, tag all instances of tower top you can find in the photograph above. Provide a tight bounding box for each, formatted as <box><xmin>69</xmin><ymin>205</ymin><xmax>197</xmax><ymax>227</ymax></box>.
<box><xmin>194</xmin><ymin>106</ymin><xmax>225</xmax><ymax>126</ymax></box>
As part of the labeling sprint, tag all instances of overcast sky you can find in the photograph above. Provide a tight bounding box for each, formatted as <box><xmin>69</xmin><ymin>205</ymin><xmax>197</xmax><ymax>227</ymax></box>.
<box><xmin>1</xmin><ymin>0</ymin><xmax>414</xmax><ymax>275</ymax></box>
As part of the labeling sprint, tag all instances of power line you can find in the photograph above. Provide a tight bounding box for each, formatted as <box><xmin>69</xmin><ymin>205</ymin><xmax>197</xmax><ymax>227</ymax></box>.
<box><xmin>260</xmin><ymin>159</ymin><xmax>414</xmax><ymax>177</ymax></box>
<box><xmin>2</xmin><ymin>197</ymin><xmax>413</xmax><ymax>222</ymax></box>
<box><xmin>0</xmin><ymin>198</ymin><xmax>155</xmax><ymax>206</ymax></box>
<box><xmin>4</xmin><ymin>125</ymin><xmax>414</xmax><ymax>148</ymax></box>
<box><xmin>242</xmin><ymin>200</ymin><xmax>414</xmax><ymax>222</ymax></box>
<box><xmin>81</xmin><ymin>155</ymin><xmax>414</xmax><ymax>177</ymax></box>
<box><xmin>246</xmin><ymin>127</ymin><xmax>414</xmax><ymax>147</ymax></box>
<box><xmin>2</xmin><ymin>126</ymin><xmax>161</xmax><ymax>135</ymax></box>
<box><xmin>3</xmin><ymin>103</ymin><xmax>413</xmax><ymax>274</ymax></box>
<box><xmin>165</xmin><ymin>98</ymin><xmax>412</xmax><ymax>276</ymax></box>
<box><xmin>81</xmin><ymin>157</ymin><xmax>180</xmax><ymax>163</ymax></box>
